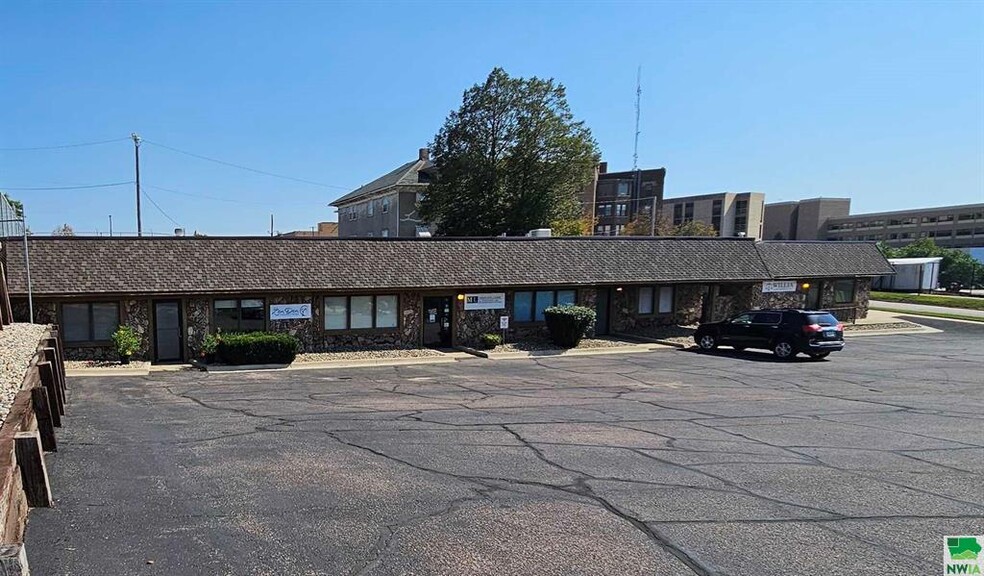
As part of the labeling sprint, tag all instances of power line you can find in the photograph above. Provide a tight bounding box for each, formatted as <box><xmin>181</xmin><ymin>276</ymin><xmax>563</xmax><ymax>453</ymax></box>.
<box><xmin>0</xmin><ymin>181</ymin><xmax>134</xmax><ymax>191</ymax></box>
<box><xmin>141</xmin><ymin>139</ymin><xmax>351</xmax><ymax>190</ymax></box>
<box><xmin>145</xmin><ymin>183</ymin><xmax>326</xmax><ymax>207</ymax></box>
<box><xmin>0</xmin><ymin>137</ymin><xmax>130</xmax><ymax>152</ymax></box>
<box><xmin>140</xmin><ymin>189</ymin><xmax>181</xmax><ymax>228</ymax></box>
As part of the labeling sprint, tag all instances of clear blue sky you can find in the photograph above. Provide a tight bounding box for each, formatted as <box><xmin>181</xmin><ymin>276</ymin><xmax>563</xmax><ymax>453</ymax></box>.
<box><xmin>1</xmin><ymin>1</ymin><xmax>982</xmax><ymax>236</ymax></box>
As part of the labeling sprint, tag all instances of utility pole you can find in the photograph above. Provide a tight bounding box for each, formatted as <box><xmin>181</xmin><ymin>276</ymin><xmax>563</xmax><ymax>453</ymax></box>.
<box><xmin>270</xmin><ymin>214</ymin><xmax>274</xmax><ymax>237</ymax></box>
<box><xmin>108</xmin><ymin>215</ymin><xmax>113</xmax><ymax>237</ymax></box>
<box><xmin>132</xmin><ymin>133</ymin><xmax>142</xmax><ymax>236</ymax></box>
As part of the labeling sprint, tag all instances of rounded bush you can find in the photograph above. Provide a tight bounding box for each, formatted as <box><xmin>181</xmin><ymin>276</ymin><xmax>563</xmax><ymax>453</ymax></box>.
<box><xmin>543</xmin><ymin>305</ymin><xmax>596</xmax><ymax>348</ymax></box>
<box><xmin>478</xmin><ymin>333</ymin><xmax>502</xmax><ymax>350</ymax></box>
<box><xmin>215</xmin><ymin>332</ymin><xmax>300</xmax><ymax>365</ymax></box>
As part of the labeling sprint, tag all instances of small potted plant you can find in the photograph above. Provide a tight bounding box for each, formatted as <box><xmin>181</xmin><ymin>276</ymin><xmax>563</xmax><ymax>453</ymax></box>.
<box><xmin>111</xmin><ymin>326</ymin><xmax>140</xmax><ymax>365</ymax></box>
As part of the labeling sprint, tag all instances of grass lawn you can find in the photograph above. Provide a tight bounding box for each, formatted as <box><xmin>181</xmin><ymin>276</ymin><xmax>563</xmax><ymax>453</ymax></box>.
<box><xmin>870</xmin><ymin>307</ymin><xmax>984</xmax><ymax>323</ymax></box>
<box><xmin>871</xmin><ymin>291</ymin><xmax>984</xmax><ymax>311</ymax></box>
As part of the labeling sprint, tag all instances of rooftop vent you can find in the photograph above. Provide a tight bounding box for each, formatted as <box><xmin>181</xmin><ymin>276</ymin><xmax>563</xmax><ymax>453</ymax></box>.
<box><xmin>527</xmin><ymin>228</ymin><xmax>552</xmax><ymax>238</ymax></box>
<box><xmin>174</xmin><ymin>228</ymin><xmax>185</xmax><ymax>237</ymax></box>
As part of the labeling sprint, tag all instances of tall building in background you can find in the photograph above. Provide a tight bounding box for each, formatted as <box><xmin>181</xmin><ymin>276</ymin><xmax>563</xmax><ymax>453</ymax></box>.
<box><xmin>589</xmin><ymin>163</ymin><xmax>666</xmax><ymax>236</ymax></box>
<box><xmin>763</xmin><ymin>198</ymin><xmax>984</xmax><ymax>251</ymax></box>
<box><xmin>661</xmin><ymin>192</ymin><xmax>765</xmax><ymax>238</ymax></box>
<box><xmin>763</xmin><ymin>197</ymin><xmax>851</xmax><ymax>241</ymax></box>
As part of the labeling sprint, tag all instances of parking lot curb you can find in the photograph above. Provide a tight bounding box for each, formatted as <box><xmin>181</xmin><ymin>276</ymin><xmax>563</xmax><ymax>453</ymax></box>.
<box><xmin>845</xmin><ymin>326</ymin><xmax>942</xmax><ymax>337</ymax></box>
<box><xmin>476</xmin><ymin>344</ymin><xmax>672</xmax><ymax>360</ymax></box>
<box><xmin>65</xmin><ymin>368</ymin><xmax>151</xmax><ymax>377</ymax></box>
<box><xmin>286</xmin><ymin>356</ymin><xmax>459</xmax><ymax>370</ymax></box>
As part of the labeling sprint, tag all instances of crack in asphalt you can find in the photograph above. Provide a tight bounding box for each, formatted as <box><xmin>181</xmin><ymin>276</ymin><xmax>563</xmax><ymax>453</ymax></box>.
<box><xmin>51</xmin><ymin>328</ymin><xmax>984</xmax><ymax>576</ymax></box>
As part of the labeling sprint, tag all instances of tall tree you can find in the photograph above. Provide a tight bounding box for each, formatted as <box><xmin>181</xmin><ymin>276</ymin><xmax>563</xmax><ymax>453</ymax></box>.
<box><xmin>419</xmin><ymin>68</ymin><xmax>600</xmax><ymax>236</ymax></box>
<box><xmin>1</xmin><ymin>192</ymin><xmax>24</xmax><ymax>218</ymax></box>
<box><xmin>624</xmin><ymin>212</ymin><xmax>718</xmax><ymax>237</ymax></box>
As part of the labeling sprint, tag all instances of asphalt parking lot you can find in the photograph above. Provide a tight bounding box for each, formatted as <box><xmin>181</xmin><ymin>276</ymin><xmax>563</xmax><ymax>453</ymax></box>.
<box><xmin>27</xmin><ymin>317</ymin><xmax>984</xmax><ymax>575</ymax></box>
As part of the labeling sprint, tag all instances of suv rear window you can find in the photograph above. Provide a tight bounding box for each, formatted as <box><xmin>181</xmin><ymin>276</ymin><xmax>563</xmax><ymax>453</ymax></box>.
<box><xmin>806</xmin><ymin>313</ymin><xmax>839</xmax><ymax>326</ymax></box>
<box><xmin>752</xmin><ymin>312</ymin><xmax>782</xmax><ymax>324</ymax></box>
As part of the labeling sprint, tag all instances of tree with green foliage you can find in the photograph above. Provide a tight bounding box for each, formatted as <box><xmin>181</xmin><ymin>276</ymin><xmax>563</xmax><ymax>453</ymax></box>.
<box><xmin>877</xmin><ymin>238</ymin><xmax>984</xmax><ymax>289</ymax></box>
<box><xmin>419</xmin><ymin>68</ymin><xmax>600</xmax><ymax>236</ymax></box>
<box><xmin>624</xmin><ymin>212</ymin><xmax>719</xmax><ymax>237</ymax></box>
<box><xmin>1</xmin><ymin>192</ymin><xmax>24</xmax><ymax>218</ymax></box>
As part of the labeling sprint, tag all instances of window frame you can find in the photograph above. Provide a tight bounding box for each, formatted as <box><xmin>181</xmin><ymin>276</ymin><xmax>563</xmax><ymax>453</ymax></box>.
<box><xmin>512</xmin><ymin>289</ymin><xmax>578</xmax><ymax>324</ymax></box>
<box><xmin>635</xmin><ymin>285</ymin><xmax>675</xmax><ymax>317</ymax></box>
<box><xmin>381</xmin><ymin>197</ymin><xmax>391</xmax><ymax>214</ymax></box>
<box><xmin>61</xmin><ymin>301</ymin><xmax>121</xmax><ymax>344</ymax></box>
<box><xmin>322</xmin><ymin>294</ymin><xmax>401</xmax><ymax>332</ymax></box>
<box><xmin>212</xmin><ymin>298</ymin><xmax>267</xmax><ymax>333</ymax></box>
<box><xmin>832</xmin><ymin>279</ymin><xmax>856</xmax><ymax>304</ymax></box>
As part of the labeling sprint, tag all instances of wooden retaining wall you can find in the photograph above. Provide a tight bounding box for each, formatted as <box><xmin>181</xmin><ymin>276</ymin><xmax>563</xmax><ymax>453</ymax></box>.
<box><xmin>0</xmin><ymin>325</ymin><xmax>67</xmax><ymax>574</ymax></box>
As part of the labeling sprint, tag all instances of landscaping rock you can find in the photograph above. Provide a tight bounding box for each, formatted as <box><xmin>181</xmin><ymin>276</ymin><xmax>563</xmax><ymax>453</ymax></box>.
<box><xmin>0</xmin><ymin>323</ymin><xmax>48</xmax><ymax>423</ymax></box>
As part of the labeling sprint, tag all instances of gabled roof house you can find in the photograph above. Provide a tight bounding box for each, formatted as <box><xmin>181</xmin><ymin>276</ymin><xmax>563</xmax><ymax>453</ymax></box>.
<box><xmin>330</xmin><ymin>148</ymin><xmax>435</xmax><ymax>238</ymax></box>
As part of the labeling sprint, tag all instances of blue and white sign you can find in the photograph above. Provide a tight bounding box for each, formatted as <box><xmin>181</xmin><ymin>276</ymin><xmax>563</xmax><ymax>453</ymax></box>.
<box><xmin>761</xmin><ymin>280</ymin><xmax>798</xmax><ymax>293</ymax></box>
<box><xmin>464</xmin><ymin>293</ymin><xmax>506</xmax><ymax>310</ymax></box>
<box><xmin>270</xmin><ymin>303</ymin><xmax>312</xmax><ymax>320</ymax></box>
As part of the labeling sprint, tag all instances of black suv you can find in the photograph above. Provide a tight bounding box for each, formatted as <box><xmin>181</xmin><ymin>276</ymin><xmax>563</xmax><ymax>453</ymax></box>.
<box><xmin>694</xmin><ymin>309</ymin><xmax>845</xmax><ymax>360</ymax></box>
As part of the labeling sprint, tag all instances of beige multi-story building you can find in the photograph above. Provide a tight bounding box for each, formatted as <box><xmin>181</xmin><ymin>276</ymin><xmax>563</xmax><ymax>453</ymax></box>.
<box><xmin>764</xmin><ymin>199</ymin><xmax>984</xmax><ymax>250</ymax></box>
<box><xmin>660</xmin><ymin>192</ymin><xmax>765</xmax><ymax>238</ymax></box>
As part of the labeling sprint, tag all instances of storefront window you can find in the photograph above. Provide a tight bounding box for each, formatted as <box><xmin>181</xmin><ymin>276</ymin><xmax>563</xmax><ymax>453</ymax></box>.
<box><xmin>324</xmin><ymin>297</ymin><xmax>347</xmax><ymax>330</ymax></box>
<box><xmin>514</xmin><ymin>289</ymin><xmax>578</xmax><ymax>322</ymax></box>
<box><xmin>514</xmin><ymin>292</ymin><xmax>533</xmax><ymax>322</ymax></box>
<box><xmin>350</xmin><ymin>296</ymin><xmax>374</xmax><ymax>329</ymax></box>
<box><xmin>323</xmin><ymin>295</ymin><xmax>399</xmax><ymax>330</ymax></box>
<box><xmin>214</xmin><ymin>299</ymin><xmax>265</xmax><ymax>332</ymax></box>
<box><xmin>375</xmin><ymin>295</ymin><xmax>398</xmax><ymax>328</ymax></box>
<box><xmin>833</xmin><ymin>279</ymin><xmax>856</xmax><ymax>304</ymax></box>
<box><xmin>62</xmin><ymin>302</ymin><xmax>119</xmax><ymax>342</ymax></box>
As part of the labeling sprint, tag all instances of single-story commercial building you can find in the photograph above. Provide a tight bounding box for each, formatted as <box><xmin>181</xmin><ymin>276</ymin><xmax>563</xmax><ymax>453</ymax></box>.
<box><xmin>873</xmin><ymin>257</ymin><xmax>943</xmax><ymax>292</ymax></box>
<box><xmin>0</xmin><ymin>236</ymin><xmax>893</xmax><ymax>362</ymax></box>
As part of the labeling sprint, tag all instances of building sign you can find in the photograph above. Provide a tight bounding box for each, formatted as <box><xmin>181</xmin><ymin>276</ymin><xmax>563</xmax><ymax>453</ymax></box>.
<box><xmin>270</xmin><ymin>303</ymin><xmax>312</xmax><ymax>320</ymax></box>
<box><xmin>761</xmin><ymin>280</ymin><xmax>798</xmax><ymax>293</ymax></box>
<box><xmin>499</xmin><ymin>316</ymin><xmax>509</xmax><ymax>330</ymax></box>
<box><xmin>463</xmin><ymin>293</ymin><xmax>506</xmax><ymax>310</ymax></box>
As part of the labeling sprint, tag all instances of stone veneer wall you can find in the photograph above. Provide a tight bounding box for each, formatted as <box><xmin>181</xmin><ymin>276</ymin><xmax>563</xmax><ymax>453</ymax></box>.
<box><xmin>748</xmin><ymin>277</ymin><xmax>872</xmax><ymax>321</ymax></box>
<box><xmin>185</xmin><ymin>298</ymin><xmax>211</xmax><ymax>357</ymax></box>
<box><xmin>612</xmin><ymin>284</ymin><xmax>705</xmax><ymax>333</ymax></box>
<box><xmin>455</xmin><ymin>289</ymin><xmax>599</xmax><ymax>347</ymax></box>
<box><xmin>13</xmin><ymin>298</ymin><xmax>151</xmax><ymax>361</ymax></box>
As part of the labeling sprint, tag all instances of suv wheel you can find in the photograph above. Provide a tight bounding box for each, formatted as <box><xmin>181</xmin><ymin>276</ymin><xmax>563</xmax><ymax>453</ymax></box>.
<box><xmin>697</xmin><ymin>333</ymin><xmax>718</xmax><ymax>351</ymax></box>
<box><xmin>773</xmin><ymin>340</ymin><xmax>795</xmax><ymax>360</ymax></box>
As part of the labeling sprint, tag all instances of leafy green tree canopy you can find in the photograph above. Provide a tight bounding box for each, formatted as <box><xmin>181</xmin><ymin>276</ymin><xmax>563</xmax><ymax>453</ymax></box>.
<box><xmin>878</xmin><ymin>238</ymin><xmax>984</xmax><ymax>289</ymax></box>
<box><xmin>419</xmin><ymin>68</ymin><xmax>600</xmax><ymax>236</ymax></box>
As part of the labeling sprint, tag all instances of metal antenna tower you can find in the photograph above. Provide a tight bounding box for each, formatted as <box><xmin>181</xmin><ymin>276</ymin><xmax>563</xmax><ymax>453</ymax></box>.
<box><xmin>633</xmin><ymin>66</ymin><xmax>641</xmax><ymax>171</ymax></box>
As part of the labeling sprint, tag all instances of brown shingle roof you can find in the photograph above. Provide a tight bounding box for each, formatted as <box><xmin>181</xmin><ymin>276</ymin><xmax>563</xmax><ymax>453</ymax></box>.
<box><xmin>755</xmin><ymin>241</ymin><xmax>895</xmax><ymax>279</ymax></box>
<box><xmin>3</xmin><ymin>236</ymin><xmax>891</xmax><ymax>296</ymax></box>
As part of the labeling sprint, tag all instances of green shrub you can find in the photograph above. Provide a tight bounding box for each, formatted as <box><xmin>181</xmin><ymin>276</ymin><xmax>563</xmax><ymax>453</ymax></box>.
<box><xmin>216</xmin><ymin>332</ymin><xmax>300</xmax><ymax>365</ymax></box>
<box><xmin>478</xmin><ymin>333</ymin><xmax>502</xmax><ymax>350</ymax></box>
<box><xmin>543</xmin><ymin>305</ymin><xmax>596</xmax><ymax>348</ymax></box>
<box><xmin>111</xmin><ymin>326</ymin><xmax>140</xmax><ymax>361</ymax></box>
<box><xmin>200</xmin><ymin>333</ymin><xmax>220</xmax><ymax>355</ymax></box>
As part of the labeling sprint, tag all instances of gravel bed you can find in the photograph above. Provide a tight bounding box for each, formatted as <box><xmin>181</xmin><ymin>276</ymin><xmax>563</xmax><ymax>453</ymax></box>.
<box><xmin>294</xmin><ymin>348</ymin><xmax>443</xmax><ymax>363</ymax></box>
<box><xmin>844</xmin><ymin>321</ymin><xmax>922</xmax><ymax>332</ymax></box>
<box><xmin>491</xmin><ymin>337</ymin><xmax>636</xmax><ymax>353</ymax></box>
<box><xmin>624</xmin><ymin>325</ymin><xmax>697</xmax><ymax>346</ymax></box>
<box><xmin>64</xmin><ymin>360</ymin><xmax>152</xmax><ymax>370</ymax></box>
<box><xmin>0</xmin><ymin>323</ymin><xmax>48</xmax><ymax>423</ymax></box>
